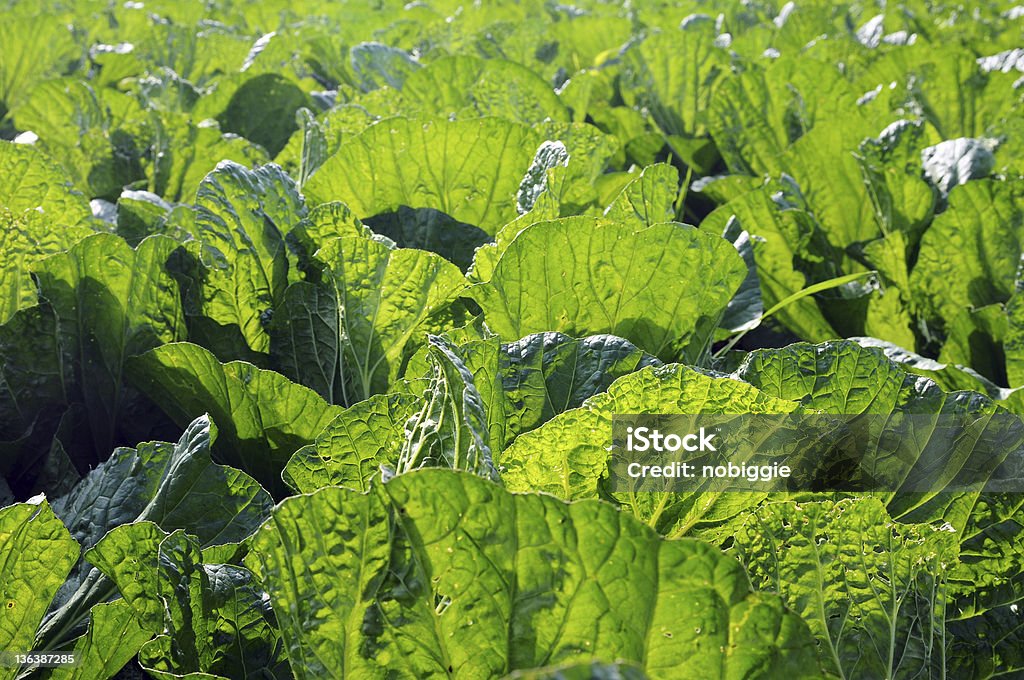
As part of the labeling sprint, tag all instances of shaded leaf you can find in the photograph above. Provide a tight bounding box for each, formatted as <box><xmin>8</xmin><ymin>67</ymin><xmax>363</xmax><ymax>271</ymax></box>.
<box><xmin>127</xmin><ymin>342</ymin><xmax>343</xmax><ymax>495</ymax></box>
<box><xmin>218</xmin><ymin>74</ymin><xmax>310</xmax><ymax>157</ymax></box>
<box><xmin>271</xmin><ymin>235</ymin><xmax>467</xmax><ymax>404</ymax></box>
<box><xmin>34</xmin><ymin>233</ymin><xmax>185</xmax><ymax>458</ymax></box>
<box><xmin>363</xmin><ymin>206</ymin><xmax>493</xmax><ymax>273</ymax></box>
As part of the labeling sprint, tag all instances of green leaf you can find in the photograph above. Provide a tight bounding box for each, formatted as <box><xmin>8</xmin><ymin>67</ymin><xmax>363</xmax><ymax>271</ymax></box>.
<box><xmin>733</xmin><ymin>340</ymin><xmax>1022</xmax><ymax>528</ymax></box>
<box><xmin>557</xmin><ymin>68</ymin><xmax>615</xmax><ymax>124</ymax></box>
<box><xmin>602</xmin><ymin>163</ymin><xmax>678</xmax><ymax>228</ymax></box>
<box><xmin>910</xmin><ymin>179</ymin><xmax>1024</xmax><ymax>338</ymax></box>
<box><xmin>937</xmin><ymin>303</ymin><xmax>1008</xmax><ymax>386</ymax></box>
<box><xmin>135</xmin><ymin>531</ymin><xmax>289</xmax><ymax>679</ymax></box>
<box><xmin>116</xmin><ymin>190</ymin><xmax>176</xmax><ymax>248</ymax></box>
<box><xmin>150</xmin><ymin>115</ymin><xmax>269</xmax><ymax>203</ymax></box>
<box><xmin>701</xmin><ymin>188</ymin><xmax>838</xmax><ymax>342</ymax></box>
<box><xmin>392</xmin><ymin>336</ymin><xmax>499</xmax><ymax>481</ymax></box>
<box><xmin>908</xmin><ymin>46</ymin><xmax>1021</xmax><ymax>140</ymax></box>
<box><xmin>855</xmin><ymin>120</ymin><xmax>936</xmax><ymax>241</ymax></box>
<box><xmin>401</xmin><ymin>55</ymin><xmax>569</xmax><ymax>124</ymax></box>
<box><xmin>180</xmin><ymin>161</ymin><xmax>307</xmax><ymax>357</ymax></box>
<box><xmin>48</xmin><ymin>600</ymin><xmax>153</xmax><ymax>680</ymax></box>
<box><xmin>532</xmin><ymin>122</ymin><xmax>619</xmax><ymax>213</ymax></box>
<box><xmin>717</xmin><ymin>217</ymin><xmax>763</xmax><ymax>336</ymax></box>
<box><xmin>466</xmin><ymin>211</ymin><xmax>549</xmax><ymax>287</ymax></box>
<box><xmin>363</xmin><ymin>206</ymin><xmax>493</xmax><ymax>272</ymax></box>
<box><xmin>0</xmin><ymin>302</ymin><xmax>64</xmax><ymax>450</ymax></box>
<box><xmin>83</xmin><ymin>522</ymin><xmax>169</xmax><ymax>631</ymax></box>
<box><xmin>852</xmin><ymin>337</ymin><xmax>1006</xmax><ymax>399</ymax></box>
<box><xmin>34</xmin><ymin>233</ymin><xmax>186</xmax><ymax>457</ymax></box>
<box><xmin>271</xmin><ymin>235</ymin><xmax>467</xmax><ymax>404</ymax></box>
<box><xmin>130</xmin><ymin>415</ymin><xmax>273</xmax><ymax>541</ymax></box>
<box><xmin>778</xmin><ymin>119</ymin><xmax>888</xmax><ymax>253</ymax></box>
<box><xmin>501</xmin><ymin>364</ymin><xmax>797</xmax><ymax>501</ymax></box>
<box><xmin>719</xmin><ymin>271</ymin><xmax>879</xmax><ymax>355</ymax></box>
<box><xmin>725</xmin><ymin>60</ymin><xmax>890</xmax><ymax>255</ymax></box>
<box><xmin>0</xmin><ymin>141</ymin><xmax>91</xmax><ymax>224</ymax></box>
<box><xmin>0</xmin><ymin>207</ymin><xmax>91</xmax><ymax>325</ymax></box>
<box><xmin>275</xmin><ymin>106</ymin><xmax>379</xmax><ymax>185</ymax></box>
<box><xmin>0</xmin><ymin>15</ymin><xmax>79</xmax><ymax>120</ymax></box>
<box><xmin>950</xmin><ymin>493</ymin><xmax>1024</xmax><ymax>615</ymax></box>
<box><xmin>248</xmin><ymin>469</ymin><xmax>823</xmax><ymax>679</ymax></box>
<box><xmin>691</xmin><ymin>175</ymin><xmax>766</xmax><ymax>206</ymax></box>
<box><xmin>351</xmin><ymin>43</ymin><xmax>421</xmax><ymax>92</ymax></box>
<box><xmin>502</xmin><ymin>661</ymin><xmax>648</xmax><ymax>680</ymax></box>
<box><xmin>471</xmin><ymin>175</ymin><xmax>613</xmax><ymax>287</ymax></box>
<box><xmin>246</xmin><ymin>485</ymin><xmax>392</xmax><ymax>679</ymax></box>
<box><xmin>946</xmin><ymin>493</ymin><xmax>1024</xmax><ymax>678</ymax></box>
<box><xmin>10</xmin><ymin>79</ymin><xmax>147</xmax><ymax>199</ymax></box>
<box><xmin>948</xmin><ymin>600</ymin><xmax>1024</xmax><ymax>679</ymax></box>
<box><xmin>303</xmin><ymin>117</ymin><xmax>543</xmax><ymax>234</ymax></box>
<box><xmin>87</xmin><ymin>524</ymin><xmax>286</xmax><ymax>679</ymax></box>
<box><xmin>0</xmin><ymin>499</ymin><xmax>79</xmax><ymax>678</ymax></box>
<box><xmin>127</xmin><ymin>342</ymin><xmax>343</xmax><ymax>495</ymax></box>
<box><xmin>621</xmin><ymin>21</ymin><xmax>728</xmax><ymax>138</ymax></box>
<box><xmin>217</xmin><ymin>73</ymin><xmax>310</xmax><ymax>157</ymax></box>
<box><xmin>735</xmin><ymin>340</ymin><xmax>960</xmax><ymax>414</ymax></box>
<box><xmin>858</xmin><ymin>232</ymin><xmax>917</xmax><ymax>351</ymax></box>
<box><xmin>515</xmin><ymin>141</ymin><xmax>569</xmax><ymax>215</ymax></box>
<box><xmin>453</xmin><ymin>332</ymin><xmax>660</xmax><ymax>453</ymax></box>
<box><xmin>38</xmin><ymin>415</ymin><xmax>273</xmax><ymax>649</ymax></box>
<box><xmin>285</xmin><ymin>201</ymin><xmax>370</xmax><ymax>278</ymax></box>
<box><xmin>706</xmin><ymin>58</ymin><xmax>859</xmax><ymax>175</ymax></box>
<box><xmin>283</xmin><ymin>392</ymin><xmax>420</xmax><ymax>494</ymax></box>
<box><xmin>734</xmin><ymin>498</ymin><xmax>955</xmax><ymax>679</ymax></box>
<box><xmin>474</xmin><ymin>219</ymin><xmax>746</xmax><ymax>362</ymax></box>
<box><xmin>1007</xmin><ymin>282</ymin><xmax>1024</xmax><ymax>389</ymax></box>
<box><xmin>52</xmin><ymin>425</ymin><xmax>267</xmax><ymax>558</ymax></box>
<box><xmin>293</xmin><ymin>108</ymin><xmax>329</xmax><ymax>188</ymax></box>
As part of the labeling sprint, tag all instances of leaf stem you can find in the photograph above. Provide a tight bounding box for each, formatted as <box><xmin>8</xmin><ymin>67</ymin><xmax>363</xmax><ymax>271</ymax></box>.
<box><xmin>714</xmin><ymin>271</ymin><xmax>877</xmax><ymax>360</ymax></box>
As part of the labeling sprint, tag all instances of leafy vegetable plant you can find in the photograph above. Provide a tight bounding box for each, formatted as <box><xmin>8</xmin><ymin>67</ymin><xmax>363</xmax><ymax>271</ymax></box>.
<box><xmin>2</xmin><ymin>0</ymin><xmax>1024</xmax><ymax>678</ymax></box>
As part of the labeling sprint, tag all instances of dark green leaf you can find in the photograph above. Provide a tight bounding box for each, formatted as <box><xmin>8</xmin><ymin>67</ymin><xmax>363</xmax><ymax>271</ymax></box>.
<box><xmin>34</xmin><ymin>233</ymin><xmax>186</xmax><ymax>457</ymax></box>
<box><xmin>271</xmin><ymin>235</ymin><xmax>466</xmax><ymax>404</ymax></box>
<box><xmin>127</xmin><ymin>342</ymin><xmax>343</xmax><ymax>495</ymax></box>
<box><xmin>218</xmin><ymin>74</ymin><xmax>310</xmax><ymax>157</ymax></box>
<box><xmin>363</xmin><ymin>206</ymin><xmax>493</xmax><ymax>272</ymax></box>
<box><xmin>734</xmin><ymin>499</ymin><xmax>955</xmax><ymax>679</ymax></box>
